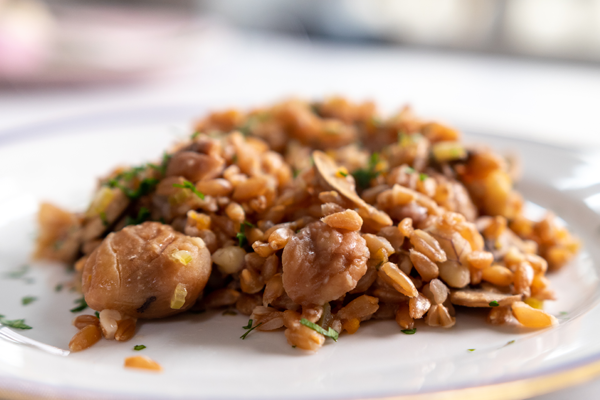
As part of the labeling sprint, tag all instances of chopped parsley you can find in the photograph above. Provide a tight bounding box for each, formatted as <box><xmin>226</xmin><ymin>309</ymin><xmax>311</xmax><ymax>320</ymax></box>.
<box><xmin>468</xmin><ymin>349</ymin><xmax>475</xmax><ymax>352</ymax></box>
<box><xmin>105</xmin><ymin>161</ymin><xmax>165</xmax><ymax>200</ymax></box>
<box><xmin>99</xmin><ymin>211</ymin><xmax>109</xmax><ymax>227</ymax></box>
<box><xmin>70</xmin><ymin>297</ymin><xmax>88</xmax><ymax>313</ymax></box>
<box><xmin>405</xmin><ymin>166</ymin><xmax>415</xmax><ymax>174</ymax></box>
<box><xmin>133</xmin><ymin>345</ymin><xmax>146</xmax><ymax>351</ymax></box>
<box><xmin>110</xmin><ymin>177</ymin><xmax>159</xmax><ymax>200</ymax></box>
<box><xmin>401</xmin><ymin>328</ymin><xmax>417</xmax><ymax>335</ymax></box>
<box><xmin>236</xmin><ymin>221</ymin><xmax>254</xmax><ymax>248</ymax></box>
<box><xmin>300</xmin><ymin>318</ymin><xmax>339</xmax><ymax>341</ymax></box>
<box><xmin>338</xmin><ymin>170</ymin><xmax>348</xmax><ymax>177</ymax></box>
<box><xmin>240</xmin><ymin>319</ymin><xmax>263</xmax><ymax>340</ymax></box>
<box><xmin>172</xmin><ymin>180</ymin><xmax>205</xmax><ymax>200</ymax></box>
<box><xmin>191</xmin><ymin>131</ymin><xmax>202</xmax><ymax>139</ymax></box>
<box><xmin>559</xmin><ymin>311</ymin><xmax>568</xmax><ymax>316</ymax></box>
<box><xmin>222</xmin><ymin>310</ymin><xmax>237</xmax><ymax>316</ymax></box>
<box><xmin>125</xmin><ymin>207</ymin><xmax>151</xmax><ymax>226</ymax></box>
<box><xmin>95</xmin><ymin>311</ymin><xmax>100</xmax><ymax>318</ymax></box>
<box><xmin>352</xmin><ymin>152</ymin><xmax>380</xmax><ymax>191</ymax></box>
<box><xmin>239</xmin><ymin>116</ymin><xmax>259</xmax><ymax>136</ymax></box>
<box><xmin>489</xmin><ymin>301</ymin><xmax>499</xmax><ymax>307</ymax></box>
<box><xmin>55</xmin><ymin>283</ymin><xmax>63</xmax><ymax>292</ymax></box>
<box><xmin>506</xmin><ymin>340</ymin><xmax>515</xmax><ymax>346</ymax></box>
<box><xmin>0</xmin><ymin>314</ymin><xmax>32</xmax><ymax>330</ymax></box>
<box><xmin>419</xmin><ymin>173</ymin><xmax>428</xmax><ymax>181</ymax></box>
<box><xmin>4</xmin><ymin>264</ymin><xmax>29</xmax><ymax>279</ymax></box>
<box><xmin>3</xmin><ymin>265</ymin><xmax>33</xmax><ymax>284</ymax></box>
<box><xmin>21</xmin><ymin>296</ymin><xmax>37</xmax><ymax>306</ymax></box>
<box><xmin>150</xmin><ymin>152</ymin><xmax>172</xmax><ymax>176</ymax></box>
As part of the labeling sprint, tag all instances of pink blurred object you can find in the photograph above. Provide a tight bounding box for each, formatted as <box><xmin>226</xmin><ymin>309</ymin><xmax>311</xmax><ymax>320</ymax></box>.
<box><xmin>0</xmin><ymin>0</ymin><xmax>54</xmax><ymax>76</ymax></box>
<box><xmin>0</xmin><ymin>1</ymin><xmax>201</xmax><ymax>85</ymax></box>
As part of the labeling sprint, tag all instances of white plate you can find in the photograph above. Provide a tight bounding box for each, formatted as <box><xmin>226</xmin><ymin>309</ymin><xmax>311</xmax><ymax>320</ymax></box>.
<box><xmin>1</xmin><ymin>107</ymin><xmax>600</xmax><ymax>400</ymax></box>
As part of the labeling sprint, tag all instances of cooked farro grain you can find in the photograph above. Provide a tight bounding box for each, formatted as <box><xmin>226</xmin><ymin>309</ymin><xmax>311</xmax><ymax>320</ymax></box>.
<box><xmin>69</xmin><ymin>324</ymin><xmax>102</xmax><ymax>352</ymax></box>
<box><xmin>73</xmin><ymin>314</ymin><xmax>100</xmax><ymax>330</ymax></box>
<box><xmin>34</xmin><ymin>97</ymin><xmax>580</xmax><ymax>353</ymax></box>
<box><xmin>124</xmin><ymin>356</ymin><xmax>163</xmax><ymax>372</ymax></box>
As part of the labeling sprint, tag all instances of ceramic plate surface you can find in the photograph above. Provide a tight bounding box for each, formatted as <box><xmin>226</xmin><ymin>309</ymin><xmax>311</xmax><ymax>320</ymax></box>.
<box><xmin>1</xmin><ymin>107</ymin><xmax>600</xmax><ymax>400</ymax></box>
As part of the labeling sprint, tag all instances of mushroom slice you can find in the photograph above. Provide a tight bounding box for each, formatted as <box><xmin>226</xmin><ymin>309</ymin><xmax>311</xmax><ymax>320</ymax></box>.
<box><xmin>312</xmin><ymin>150</ymin><xmax>392</xmax><ymax>229</ymax></box>
<box><xmin>450</xmin><ymin>289</ymin><xmax>522</xmax><ymax>308</ymax></box>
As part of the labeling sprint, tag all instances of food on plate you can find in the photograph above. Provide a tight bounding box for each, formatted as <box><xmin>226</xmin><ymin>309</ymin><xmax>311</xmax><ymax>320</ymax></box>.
<box><xmin>33</xmin><ymin>97</ymin><xmax>580</xmax><ymax>352</ymax></box>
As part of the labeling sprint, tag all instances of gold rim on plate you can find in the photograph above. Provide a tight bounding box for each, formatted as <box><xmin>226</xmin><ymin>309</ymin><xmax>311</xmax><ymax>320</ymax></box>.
<box><xmin>2</xmin><ymin>357</ymin><xmax>600</xmax><ymax>400</ymax></box>
<box><xmin>367</xmin><ymin>358</ymin><xmax>600</xmax><ymax>400</ymax></box>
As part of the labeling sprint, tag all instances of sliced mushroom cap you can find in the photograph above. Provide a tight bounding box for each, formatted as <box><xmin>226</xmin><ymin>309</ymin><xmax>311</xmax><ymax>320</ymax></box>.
<box><xmin>449</xmin><ymin>288</ymin><xmax>523</xmax><ymax>308</ymax></box>
<box><xmin>312</xmin><ymin>150</ymin><xmax>392</xmax><ymax>230</ymax></box>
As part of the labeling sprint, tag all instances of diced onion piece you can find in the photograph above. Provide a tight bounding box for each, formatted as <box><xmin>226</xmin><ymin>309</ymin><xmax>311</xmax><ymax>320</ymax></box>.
<box><xmin>335</xmin><ymin>167</ymin><xmax>349</xmax><ymax>178</ymax></box>
<box><xmin>212</xmin><ymin>246</ymin><xmax>246</xmax><ymax>274</ymax></box>
<box><xmin>124</xmin><ymin>356</ymin><xmax>163</xmax><ymax>372</ymax></box>
<box><xmin>342</xmin><ymin>318</ymin><xmax>360</xmax><ymax>334</ymax></box>
<box><xmin>187</xmin><ymin>210</ymin><xmax>211</xmax><ymax>230</ymax></box>
<box><xmin>171</xmin><ymin>250</ymin><xmax>193</xmax><ymax>266</ymax></box>
<box><xmin>432</xmin><ymin>141</ymin><xmax>467</xmax><ymax>163</ymax></box>
<box><xmin>524</xmin><ymin>297</ymin><xmax>544</xmax><ymax>310</ymax></box>
<box><xmin>86</xmin><ymin>187</ymin><xmax>115</xmax><ymax>217</ymax></box>
<box><xmin>170</xmin><ymin>283</ymin><xmax>188</xmax><ymax>309</ymax></box>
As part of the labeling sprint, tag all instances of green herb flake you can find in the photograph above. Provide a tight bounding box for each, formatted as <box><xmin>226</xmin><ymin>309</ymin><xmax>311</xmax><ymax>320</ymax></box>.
<box><xmin>99</xmin><ymin>211</ymin><xmax>109</xmax><ymax>227</ymax></box>
<box><xmin>0</xmin><ymin>314</ymin><xmax>32</xmax><ymax>330</ymax></box>
<box><xmin>222</xmin><ymin>310</ymin><xmax>237</xmax><ymax>316</ymax></box>
<box><xmin>401</xmin><ymin>328</ymin><xmax>417</xmax><ymax>335</ymax></box>
<box><xmin>236</xmin><ymin>232</ymin><xmax>247</xmax><ymax>248</ymax></box>
<box><xmin>191</xmin><ymin>131</ymin><xmax>202</xmax><ymax>139</ymax></box>
<box><xmin>125</xmin><ymin>207</ymin><xmax>151</xmax><ymax>226</ymax></box>
<box><xmin>419</xmin><ymin>173</ymin><xmax>428</xmax><ymax>181</ymax></box>
<box><xmin>240</xmin><ymin>319</ymin><xmax>263</xmax><ymax>340</ymax></box>
<box><xmin>292</xmin><ymin>345</ymin><xmax>297</xmax><ymax>349</ymax></box>
<box><xmin>300</xmin><ymin>318</ymin><xmax>339</xmax><ymax>341</ymax></box>
<box><xmin>489</xmin><ymin>301</ymin><xmax>499</xmax><ymax>307</ymax></box>
<box><xmin>370</xmin><ymin>116</ymin><xmax>382</xmax><ymax>126</ymax></box>
<box><xmin>232</xmin><ymin>154</ymin><xmax>238</xmax><ymax>163</ymax></box>
<box><xmin>133</xmin><ymin>345</ymin><xmax>146</xmax><ymax>351</ymax></box>
<box><xmin>468</xmin><ymin>349</ymin><xmax>475</xmax><ymax>352</ymax></box>
<box><xmin>172</xmin><ymin>180</ymin><xmax>205</xmax><ymax>200</ymax></box>
<box><xmin>559</xmin><ymin>311</ymin><xmax>568</xmax><ymax>316</ymax></box>
<box><xmin>236</xmin><ymin>221</ymin><xmax>254</xmax><ymax>248</ymax></box>
<box><xmin>338</xmin><ymin>170</ymin><xmax>348</xmax><ymax>177</ymax></box>
<box><xmin>506</xmin><ymin>340</ymin><xmax>515</xmax><ymax>346</ymax></box>
<box><xmin>157</xmin><ymin>152</ymin><xmax>172</xmax><ymax>175</ymax></box>
<box><xmin>119</xmin><ymin>178</ymin><xmax>160</xmax><ymax>200</ymax></box>
<box><xmin>95</xmin><ymin>311</ymin><xmax>100</xmax><ymax>318</ymax></box>
<box><xmin>4</xmin><ymin>265</ymin><xmax>29</xmax><ymax>279</ymax></box>
<box><xmin>21</xmin><ymin>296</ymin><xmax>37</xmax><ymax>306</ymax></box>
<box><xmin>70</xmin><ymin>297</ymin><xmax>88</xmax><ymax>313</ymax></box>
<box><xmin>55</xmin><ymin>283</ymin><xmax>63</xmax><ymax>292</ymax></box>
<box><xmin>352</xmin><ymin>152</ymin><xmax>381</xmax><ymax>191</ymax></box>
<box><xmin>405</xmin><ymin>166</ymin><xmax>415</xmax><ymax>174</ymax></box>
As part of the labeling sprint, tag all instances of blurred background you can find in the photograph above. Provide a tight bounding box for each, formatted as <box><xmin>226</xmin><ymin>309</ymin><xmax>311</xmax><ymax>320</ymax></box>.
<box><xmin>2</xmin><ymin>0</ymin><xmax>600</xmax><ymax>149</ymax></box>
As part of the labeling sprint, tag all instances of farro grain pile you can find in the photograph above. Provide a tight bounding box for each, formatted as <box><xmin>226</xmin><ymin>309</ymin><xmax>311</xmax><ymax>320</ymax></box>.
<box><xmin>35</xmin><ymin>97</ymin><xmax>580</xmax><ymax>352</ymax></box>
